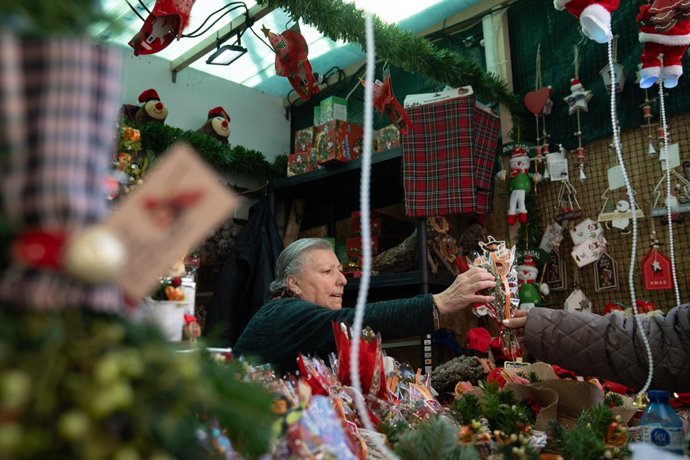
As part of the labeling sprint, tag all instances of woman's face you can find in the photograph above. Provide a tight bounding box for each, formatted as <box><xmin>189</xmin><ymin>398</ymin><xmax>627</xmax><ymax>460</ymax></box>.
<box><xmin>289</xmin><ymin>248</ymin><xmax>347</xmax><ymax>310</ymax></box>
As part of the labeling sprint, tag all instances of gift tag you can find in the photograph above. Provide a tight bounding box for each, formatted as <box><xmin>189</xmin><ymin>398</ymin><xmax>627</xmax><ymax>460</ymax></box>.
<box><xmin>571</xmin><ymin>234</ymin><xmax>607</xmax><ymax>267</ymax></box>
<box><xmin>640</xmin><ymin>247</ymin><xmax>673</xmax><ymax>290</ymax></box>
<box><xmin>570</xmin><ymin>218</ymin><xmax>603</xmax><ymax>245</ymax></box>
<box><xmin>545</xmin><ymin>249</ymin><xmax>567</xmax><ymax>292</ymax></box>
<box><xmin>593</xmin><ymin>251</ymin><xmax>619</xmax><ymax>292</ymax></box>
<box><xmin>564</xmin><ymin>286</ymin><xmax>592</xmax><ymax>313</ymax></box>
<box><xmin>105</xmin><ymin>143</ymin><xmax>236</xmax><ymax>299</ymax></box>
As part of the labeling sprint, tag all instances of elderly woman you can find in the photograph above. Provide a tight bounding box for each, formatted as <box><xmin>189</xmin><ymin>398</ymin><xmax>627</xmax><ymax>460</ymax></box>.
<box><xmin>233</xmin><ymin>238</ymin><xmax>496</xmax><ymax>374</ymax></box>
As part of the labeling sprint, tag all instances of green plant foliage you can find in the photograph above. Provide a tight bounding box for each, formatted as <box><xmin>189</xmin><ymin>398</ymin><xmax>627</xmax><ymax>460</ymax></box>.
<box><xmin>0</xmin><ymin>1</ymin><xmax>118</xmax><ymax>35</ymax></box>
<box><xmin>0</xmin><ymin>308</ymin><xmax>273</xmax><ymax>459</ymax></box>
<box><xmin>394</xmin><ymin>415</ymin><xmax>480</xmax><ymax>460</ymax></box>
<box><xmin>132</xmin><ymin>121</ymin><xmax>287</xmax><ymax>181</ymax></box>
<box><xmin>257</xmin><ymin>0</ymin><xmax>520</xmax><ymax>117</ymax></box>
<box><xmin>451</xmin><ymin>394</ymin><xmax>482</xmax><ymax>426</ymax></box>
<box><xmin>481</xmin><ymin>384</ymin><xmax>534</xmax><ymax>434</ymax></box>
<box><xmin>604</xmin><ymin>392</ymin><xmax>624</xmax><ymax>408</ymax></box>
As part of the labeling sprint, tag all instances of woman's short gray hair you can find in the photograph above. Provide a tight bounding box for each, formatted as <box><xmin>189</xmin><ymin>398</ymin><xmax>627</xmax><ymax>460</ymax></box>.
<box><xmin>269</xmin><ymin>238</ymin><xmax>334</xmax><ymax>294</ymax></box>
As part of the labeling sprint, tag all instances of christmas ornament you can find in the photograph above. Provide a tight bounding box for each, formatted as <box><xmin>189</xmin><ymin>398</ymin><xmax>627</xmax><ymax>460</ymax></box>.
<box><xmin>593</xmin><ymin>251</ymin><xmax>619</xmax><ymax>291</ymax></box>
<box><xmin>129</xmin><ymin>0</ymin><xmax>197</xmax><ymax>55</ymax></box>
<box><xmin>550</xmin><ymin>145</ymin><xmax>583</xmax><ymax>224</ymax></box>
<box><xmin>598</xmin><ymin>165</ymin><xmax>645</xmax><ymax>231</ymax></box>
<box><xmin>517</xmin><ymin>255</ymin><xmax>549</xmax><ymax>310</ymax></box>
<box><xmin>197</xmin><ymin>106</ymin><xmax>231</xmax><ymax>144</ymax></box>
<box><xmin>641</xmin><ymin>241</ymin><xmax>674</xmax><ymax>290</ymax></box>
<box><xmin>507</xmin><ymin>146</ymin><xmax>533</xmax><ymax>225</ymax></box>
<box><xmin>565</xmin><ymin>46</ymin><xmax>590</xmax><ymax>181</ymax></box>
<box><xmin>554</xmin><ymin>0</ymin><xmax>619</xmax><ymax>43</ymax></box>
<box><xmin>651</xmin><ymin>143</ymin><xmax>690</xmax><ymax>220</ymax></box>
<box><xmin>637</xmin><ymin>0</ymin><xmax>690</xmax><ymax>89</ymax></box>
<box><xmin>545</xmin><ymin>249</ymin><xmax>568</xmax><ymax>292</ymax></box>
<box><xmin>360</xmin><ymin>68</ymin><xmax>413</xmax><ymax>135</ymax></box>
<box><xmin>564</xmin><ymin>285</ymin><xmax>592</xmax><ymax>313</ymax></box>
<box><xmin>599</xmin><ymin>35</ymin><xmax>626</xmax><ymax>93</ymax></box>
<box><xmin>262</xmin><ymin>25</ymin><xmax>320</xmax><ymax>101</ymax></box>
<box><xmin>524</xmin><ymin>44</ymin><xmax>553</xmax><ymax>158</ymax></box>
<box><xmin>62</xmin><ymin>226</ymin><xmax>127</xmax><ymax>284</ymax></box>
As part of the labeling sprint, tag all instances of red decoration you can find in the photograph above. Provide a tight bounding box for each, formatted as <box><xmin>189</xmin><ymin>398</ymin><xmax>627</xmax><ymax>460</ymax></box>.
<box><xmin>262</xmin><ymin>26</ymin><xmax>320</xmax><ymax>101</ymax></box>
<box><xmin>523</xmin><ymin>87</ymin><xmax>552</xmax><ymax>115</ymax></box>
<box><xmin>640</xmin><ymin>246</ymin><xmax>673</xmax><ymax>290</ymax></box>
<box><xmin>365</xmin><ymin>72</ymin><xmax>413</xmax><ymax>135</ymax></box>
<box><xmin>12</xmin><ymin>229</ymin><xmax>67</xmax><ymax>269</ymax></box>
<box><xmin>129</xmin><ymin>0</ymin><xmax>197</xmax><ymax>56</ymax></box>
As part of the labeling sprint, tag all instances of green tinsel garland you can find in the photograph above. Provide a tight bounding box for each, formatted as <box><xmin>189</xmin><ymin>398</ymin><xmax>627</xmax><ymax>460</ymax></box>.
<box><xmin>131</xmin><ymin>121</ymin><xmax>287</xmax><ymax>181</ymax></box>
<box><xmin>257</xmin><ymin>0</ymin><xmax>520</xmax><ymax>116</ymax></box>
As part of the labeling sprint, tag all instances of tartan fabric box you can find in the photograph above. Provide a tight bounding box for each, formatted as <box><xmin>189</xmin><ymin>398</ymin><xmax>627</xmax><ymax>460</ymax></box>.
<box><xmin>293</xmin><ymin>126</ymin><xmax>314</xmax><ymax>154</ymax></box>
<box><xmin>313</xmin><ymin>120</ymin><xmax>363</xmax><ymax>165</ymax></box>
<box><xmin>374</xmin><ymin>124</ymin><xmax>401</xmax><ymax>152</ymax></box>
<box><xmin>401</xmin><ymin>91</ymin><xmax>499</xmax><ymax>217</ymax></box>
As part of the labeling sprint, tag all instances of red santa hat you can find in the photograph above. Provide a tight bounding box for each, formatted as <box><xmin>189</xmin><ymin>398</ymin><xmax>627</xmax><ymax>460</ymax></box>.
<box><xmin>570</xmin><ymin>78</ymin><xmax>584</xmax><ymax>92</ymax></box>
<box><xmin>512</xmin><ymin>146</ymin><xmax>528</xmax><ymax>158</ymax></box>
<box><xmin>466</xmin><ymin>327</ymin><xmax>491</xmax><ymax>353</ymax></box>
<box><xmin>208</xmin><ymin>106</ymin><xmax>230</xmax><ymax>121</ymax></box>
<box><xmin>521</xmin><ymin>254</ymin><xmax>537</xmax><ymax>268</ymax></box>
<box><xmin>138</xmin><ymin>88</ymin><xmax>161</xmax><ymax>103</ymax></box>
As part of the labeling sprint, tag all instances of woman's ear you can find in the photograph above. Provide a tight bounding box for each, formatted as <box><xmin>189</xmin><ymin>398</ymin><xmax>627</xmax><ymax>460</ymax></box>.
<box><xmin>286</xmin><ymin>276</ymin><xmax>300</xmax><ymax>292</ymax></box>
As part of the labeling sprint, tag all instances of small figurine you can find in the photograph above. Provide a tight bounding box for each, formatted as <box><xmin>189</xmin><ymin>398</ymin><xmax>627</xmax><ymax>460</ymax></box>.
<box><xmin>507</xmin><ymin>146</ymin><xmax>532</xmax><ymax>225</ymax></box>
<box><xmin>197</xmin><ymin>106</ymin><xmax>231</xmax><ymax>144</ymax></box>
<box><xmin>517</xmin><ymin>255</ymin><xmax>549</xmax><ymax>310</ymax></box>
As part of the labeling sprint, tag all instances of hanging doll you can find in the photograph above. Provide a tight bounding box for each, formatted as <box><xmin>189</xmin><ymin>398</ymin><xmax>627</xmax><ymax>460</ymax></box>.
<box><xmin>554</xmin><ymin>0</ymin><xmax>619</xmax><ymax>43</ymax></box>
<box><xmin>637</xmin><ymin>0</ymin><xmax>690</xmax><ymax>89</ymax></box>
<box><xmin>517</xmin><ymin>255</ymin><xmax>549</xmax><ymax>310</ymax></box>
<box><xmin>507</xmin><ymin>146</ymin><xmax>532</xmax><ymax>225</ymax></box>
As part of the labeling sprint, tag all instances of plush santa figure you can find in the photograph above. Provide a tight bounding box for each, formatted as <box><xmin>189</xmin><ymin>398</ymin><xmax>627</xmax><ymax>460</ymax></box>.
<box><xmin>507</xmin><ymin>146</ymin><xmax>532</xmax><ymax>225</ymax></box>
<box><xmin>197</xmin><ymin>106</ymin><xmax>231</xmax><ymax>144</ymax></box>
<box><xmin>135</xmin><ymin>88</ymin><xmax>168</xmax><ymax>125</ymax></box>
<box><xmin>517</xmin><ymin>255</ymin><xmax>549</xmax><ymax>311</ymax></box>
<box><xmin>129</xmin><ymin>0</ymin><xmax>197</xmax><ymax>55</ymax></box>
<box><xmin>638</xmin><ymin>1</ymin><xmax>690</xmax><ymax>89</ymax></box>
<box><xmin>554</xmin><ymin>0</ymin><xmax>619</xmax><ymax>43</ymax></box>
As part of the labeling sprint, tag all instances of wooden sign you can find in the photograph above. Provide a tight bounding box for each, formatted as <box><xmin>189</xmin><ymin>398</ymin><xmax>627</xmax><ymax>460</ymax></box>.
<box><xmin>594</xmin><ymin>251</ymin><xmax>619</xmax><ymax>292</ymax></box>
<box><xmin>564</xmin><ymin>286</ymin><xmax>592</xmax><ymax>313</ymax></box>
<box><xmin>546</xmin><ymin>249</ymin><xmax>567</xmax><ymax>292</ymax></box>
<box><xmin>641</xmin><ymin>247</ymin><xmax>673</xmax><ymax>290</ymax></box>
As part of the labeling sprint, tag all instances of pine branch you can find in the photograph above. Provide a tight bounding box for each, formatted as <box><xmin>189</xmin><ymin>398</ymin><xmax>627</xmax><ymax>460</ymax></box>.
<box><xmin>394</xmin><ymin>416</ymin><xmax>481</xmax><ymax>460</ymax></box>
<box><xmin>257</xmin><ymin>0</ymin><xmax>520</xmax><ymax>117</ymax></box>
<box><xmin>451</xmin><ymin>394</ymin><xmax>482</xmax><ymax>425</ymax></box>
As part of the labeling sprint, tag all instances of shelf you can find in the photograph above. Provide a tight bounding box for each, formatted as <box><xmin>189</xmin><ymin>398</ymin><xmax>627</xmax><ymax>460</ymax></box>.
<box><xmin>344</xmin><ymin>271</ymin><xmax>455</xmax><ymax>291</ymax></box>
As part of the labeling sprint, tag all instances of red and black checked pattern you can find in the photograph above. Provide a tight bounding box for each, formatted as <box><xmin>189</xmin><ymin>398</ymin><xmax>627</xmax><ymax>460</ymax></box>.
<box><xmin>0</xmin><ymin>34</ymin><xmax>123</xmax><ymax>312</ymax></box>
<box><xmin>402</xmin><ymin>95</ymin><xmax>499</xmax><ymax>217</ymax></box>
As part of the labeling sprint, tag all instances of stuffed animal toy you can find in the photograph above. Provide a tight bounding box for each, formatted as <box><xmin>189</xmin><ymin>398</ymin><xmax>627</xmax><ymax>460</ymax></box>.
<box><xmin>262</xmin><ymin>25</ymin><xmax>320</xmax><ymax>100</ymax></box>
<box><xmin>129</xmin><ymin>0</ymin><xmax>197</xmax><ymax>55</ymax></box>
<box><xmin>197</xmin><ymin>106</ymin><xmax>230</xmax><ymax>144</ymax></box>
<box><xmin>507</xmin><ymin>146</ymin><xmax>532</xmax><ymax>225</ymax></box>
<box><xmin>134</xmin><ymin>88</ymin><xmax>168</xmax><ymax>125</ymax></box>
<box><xmin>517</xmin><ymin>255</ymin><xmax>549</xmax><ymax>310</ymax></box>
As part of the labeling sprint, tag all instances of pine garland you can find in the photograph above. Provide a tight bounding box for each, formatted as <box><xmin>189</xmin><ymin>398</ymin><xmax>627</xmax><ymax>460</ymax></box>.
<box><xmin>394</xmin><ymin>415</ymin><xmax>481</xmax><ymax>460</ymax></box>
<box><xmin>257</xmin><ymin>0</ymin><xmax>520</xmax><ymax>116</ymax></box>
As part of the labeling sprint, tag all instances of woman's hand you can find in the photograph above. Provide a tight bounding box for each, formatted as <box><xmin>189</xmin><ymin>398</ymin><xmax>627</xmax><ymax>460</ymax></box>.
<box><xmin>502</xmin><ymin>309</ymin><xmax>529</xmax><ymax>337</ymax></box>
<box><xmin>433</xmin><ymin>267</ymin><xmax>495</xmax><ymax>316</ymax></box>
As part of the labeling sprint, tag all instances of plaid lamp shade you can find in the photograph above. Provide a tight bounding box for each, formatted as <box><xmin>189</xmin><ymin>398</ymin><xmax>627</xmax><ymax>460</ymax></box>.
<box><xmin>0</xmin><ymin>33</ymin><xmax>123</xmax><ymax>312</ymax></box>
<box><xmin>402</xmin><ymin>95</ymin><xmax>500</xmax><ymax>217</ymax></box>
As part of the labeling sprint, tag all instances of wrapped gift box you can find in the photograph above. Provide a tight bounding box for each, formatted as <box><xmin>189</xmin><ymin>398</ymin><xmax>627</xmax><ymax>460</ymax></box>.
<box><xmin>287</xmin><ymin>152</ymin><xmax>309</xmax><ymax>176</ymax></box>
<box><xmin>313</xmin><ymin>120</ymin><xmax>363</xmax><ymax>165</ymax></box>
<box><xmin>320</xmin><ymin>95</ymin><xmax>347</xmax><ymax>123</ymax></box>
<box><xmin>293</xmin><ymin>126</ymin><xmax>314</xmax><ymax>154</ymax></box>
<box><xmin>375</xmin><ymin>124</ymin><xmax>401</xmax><ymax>152</ymax></box>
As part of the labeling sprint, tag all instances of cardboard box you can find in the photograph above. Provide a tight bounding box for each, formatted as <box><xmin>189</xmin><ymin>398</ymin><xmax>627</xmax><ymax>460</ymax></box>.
<box><xmin>375</xmin><ymin>124</ymin><xmax>401</xmax><ymax>152</ymax></box>
<box><xmin>313</xmin><ymin>120</ymin><xmax>363</xmax><ymax>165</ymax></box>
<box><xmin>293</xmin><ymin>126</ymin><xmax>314</xmax><ymax>154</ymax></box>
<box><xmin>313</xmin><ymin>106</ymin><xmax>322</xmax><ymax>126</ymax></box>
<box><xmin>320</xmin><ymin>96</ymin><xmax>347</xmax><ymax>122</ymax></box>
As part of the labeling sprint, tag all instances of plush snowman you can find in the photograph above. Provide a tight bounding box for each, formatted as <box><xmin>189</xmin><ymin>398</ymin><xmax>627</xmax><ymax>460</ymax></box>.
<box><xmin>517</xmin><ymin>255</ymin><xmax>549</xmax><ymax>310</ymax></box>
<box><xmin>507</xmin><ymin>146</ymin><xmax>532</xmax><ymax>225</ymax></box>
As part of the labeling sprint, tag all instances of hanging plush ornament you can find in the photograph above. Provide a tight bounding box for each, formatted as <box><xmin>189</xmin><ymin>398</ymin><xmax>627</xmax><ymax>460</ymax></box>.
<box><xmin>516</xmin><ymin>255</ymin><xmax>549</xmax><ymax>310</ymax></box>
<box><xmin>129</xmin><ymin>0</ymin><xmax>197</xmax><ymax>55</ymax></box>
<box><xmin>637</xmin><ymin>0</ymin><xmax>690</xmax><ymax>89</ymax></box>
<box><xmin>262</xmin><ymin>25</ymin><xmax>320</xmax><ymax>101</ymax></box>
<box><xmin>507</xmin><ymin>146</ymin><xmax>533</xmax><ymax>225</ymax></box>
<box><xmin>360</xmin><ymin>67</ymin><xmax>413</xmax><ymax>135</ymax></box>
<box><xmin>554</xmin><ymin>0</ymin><xmax>619</xmax><ymax>43</ymax></box>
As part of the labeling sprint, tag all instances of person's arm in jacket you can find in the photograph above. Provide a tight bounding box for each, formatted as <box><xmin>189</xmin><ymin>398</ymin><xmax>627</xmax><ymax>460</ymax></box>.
<box><xmin>505</xmin><ymin>304</ymin><xmax>690</xmax><ymax>392</ymax></box>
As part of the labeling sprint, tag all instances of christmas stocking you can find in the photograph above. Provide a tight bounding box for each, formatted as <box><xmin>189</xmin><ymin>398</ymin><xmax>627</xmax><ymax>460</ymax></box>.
<box><xmin>554</xmin><ymin>0</ymin><xmax>620</xmax><ymax>43</ymax></box>
<box><xmin>129</xmin><ymin>0</ymin><xmax>197</xmax><ymax>55</ymax></box>
<box><xmin>638</xmin><ymin>1</ymin><xmax>690</xmax><ymax>88</ymax></box>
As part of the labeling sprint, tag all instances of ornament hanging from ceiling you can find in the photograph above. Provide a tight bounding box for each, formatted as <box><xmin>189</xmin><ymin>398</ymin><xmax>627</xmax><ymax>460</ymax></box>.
<box><xmin>262</xmin><ymin>25</ymin><xmax>320</xmax><ymax>101</ymax></box>
<box><xmin>360</xmin><ymin>66</ymin><xmax>413</xmax><ymax>135</ymax></box>
<box><xmin>524</xmin><ymin>43</ymin><xmax>552</xmax><ymax>184</ymax></box>
<box><xmin>129</xmin><ymin>0</ymin><xmax>197</xmax><ymax>55</ymax></box>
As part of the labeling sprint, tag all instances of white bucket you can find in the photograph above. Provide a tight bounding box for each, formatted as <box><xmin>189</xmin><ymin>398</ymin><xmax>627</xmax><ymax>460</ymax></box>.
<box><xmin>142</xmin><ymin>298</ymin><xmax>186</xmax><ymax>341</ymax></box>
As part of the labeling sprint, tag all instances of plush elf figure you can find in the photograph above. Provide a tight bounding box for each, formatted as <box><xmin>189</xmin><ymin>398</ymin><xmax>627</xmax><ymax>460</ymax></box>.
<box><xmin>517</xmin><ymin>255</ymin><xmax>549</xmax><ymax>310</ymax></box>
<box><xmin>135</xmin><ymin>88</ymin><xmax>168</xmax><ymax>125</ymax></box>
<box><xmin>554</xmin><ymin>0</ymin><xmax>619</xmax><ymax>43</ymax></box>
<box><xmin>637</xmin><ymin>0</ymin><xmax>690</xmax><ymax>89</ymax></box>
<box><xmin>507</xmin><ymin>146</ymin><xmax>532</xmax><ymax>225</ymax></box>
<box><xmin>197</xmin><ymin>106</ymin><xmax>231</xmax><ymax>144</ymax></box>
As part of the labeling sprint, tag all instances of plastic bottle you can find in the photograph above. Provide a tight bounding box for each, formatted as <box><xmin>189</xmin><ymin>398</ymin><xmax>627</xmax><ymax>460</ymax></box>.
<box><xmin>639</xmin><ymin>390</ymin><xmax>685</xmax><ymax>454</ymax></box>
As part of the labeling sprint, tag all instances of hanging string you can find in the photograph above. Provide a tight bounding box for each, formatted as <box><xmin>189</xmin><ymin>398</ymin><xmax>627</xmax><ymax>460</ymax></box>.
<box><xmin>658</xmin><ymin>75</ymin><xmax>682</xmax><ymax>308</ymax></box>
<box><xmin>606</xmin><ymin>39</ymin><xmax>653</xmax><ymax>397</ymax></box>
<box><xmin>349</xmin><ymin>11</ymin><xmax>397</xmax><ymax>460</ymax></box>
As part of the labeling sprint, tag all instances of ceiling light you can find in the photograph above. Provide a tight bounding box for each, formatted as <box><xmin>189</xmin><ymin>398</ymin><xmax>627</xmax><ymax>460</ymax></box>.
<box><xmin>206</xmin><ymin>43</ymin><xmax>248</xmax><ymax>65</ymax></box>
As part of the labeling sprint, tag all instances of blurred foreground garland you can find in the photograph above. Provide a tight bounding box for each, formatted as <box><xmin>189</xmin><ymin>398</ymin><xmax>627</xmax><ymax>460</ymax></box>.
<box><xmin>131</xmin><ymin>121</ymin><xmax>288</xmax><ymax>181</ymax></box>
<box><xmin>0</xmin><ymin>308</ymin><xmax>273</xmax><ymax>459</ymax></box>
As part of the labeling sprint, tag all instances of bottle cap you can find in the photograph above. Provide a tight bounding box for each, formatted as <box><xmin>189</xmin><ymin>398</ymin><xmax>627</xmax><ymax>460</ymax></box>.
<box><xmin>647</xmin><ymin>390</ymin><xmax>669</xmax><ymax>403</ymax></box>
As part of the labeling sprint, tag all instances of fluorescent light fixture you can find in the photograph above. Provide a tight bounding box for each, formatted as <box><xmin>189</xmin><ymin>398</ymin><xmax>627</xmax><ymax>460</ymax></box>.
<box><xmin>206</xmin><ymin>43</ymin><xmax>248</xmax><ymax>65</ymax></box>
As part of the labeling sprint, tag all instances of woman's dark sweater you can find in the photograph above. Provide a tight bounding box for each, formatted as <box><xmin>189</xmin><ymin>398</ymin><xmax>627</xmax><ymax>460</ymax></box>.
<box><xmin>233</xmin><ymin>294</ymin><xmax>435</xmax><ymax>374</ymax></box>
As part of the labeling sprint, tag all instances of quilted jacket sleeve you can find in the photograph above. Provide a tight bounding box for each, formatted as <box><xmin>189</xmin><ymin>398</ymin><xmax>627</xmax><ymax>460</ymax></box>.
<box><xmin>524</xmin><ymin>304</ymin><xmax>690</xmax><ymax>392</ymax></box>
